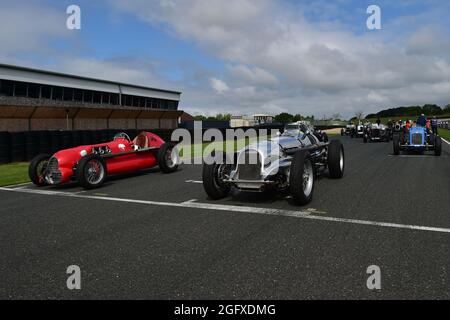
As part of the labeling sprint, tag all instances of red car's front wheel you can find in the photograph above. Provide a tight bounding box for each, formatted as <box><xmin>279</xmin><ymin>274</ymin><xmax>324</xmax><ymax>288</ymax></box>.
<box><xmin>29</xmin><ymin>154</ymin><xmax>51</xmax><ymax>187</ymax></box>
<box><xmin>76</xmin><ymin>154</ymin><xmax>107</xmax><ymax>189</ymax></box>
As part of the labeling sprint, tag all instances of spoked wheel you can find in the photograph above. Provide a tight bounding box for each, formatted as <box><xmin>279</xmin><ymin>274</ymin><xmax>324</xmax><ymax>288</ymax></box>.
<box><xmin>202</xmin><ymin>152</ymin><xmax>233</xmax><ymax>200</ymax></box>
<box><xmin>29</xmin><ymin>154</ymin><xmax>51</xmax><ymax>187</ymax></box>
<box><xmin>77</xmin><ymin>154</ymin><xmax>107</xmax><ymax>189</ymax></box>
<box><xmin>157</xmin><ymin>142</ymin><xmax>179</xmax><ymax>173</ymax></box>
<box><xmin>290</xmin><ymin>150</ymin><xmax>315</xmax><ymax>205</ymax></box>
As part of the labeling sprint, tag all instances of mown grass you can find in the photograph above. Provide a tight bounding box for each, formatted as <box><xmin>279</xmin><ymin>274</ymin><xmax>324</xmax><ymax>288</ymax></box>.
<box><xmin>0</xmin><ymin>162</ymin><xmax>30</xmax><ymax>187</ymax></box>
<box><xmin>179</xmin><ymin>135</ymin><xmax>268</xmax><ymax>160</ymax></box>
<box><xmin>439</xmin><ymin>128</ymin><xmax>450</xmax><ymax>142</ymax></box>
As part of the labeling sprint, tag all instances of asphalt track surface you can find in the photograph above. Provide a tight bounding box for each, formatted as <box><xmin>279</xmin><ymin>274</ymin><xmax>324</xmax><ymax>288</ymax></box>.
<box><xmin>0</xmin><ymin>136</ymin><xmax>449</xmax><ymax>299</ymax></box>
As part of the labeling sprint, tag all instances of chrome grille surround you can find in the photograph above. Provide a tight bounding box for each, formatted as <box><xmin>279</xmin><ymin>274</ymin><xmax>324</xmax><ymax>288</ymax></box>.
<box><xmin>45</xmin><ymin>157</ymin><xmax>62</xmax><ymax>184</ymax></box>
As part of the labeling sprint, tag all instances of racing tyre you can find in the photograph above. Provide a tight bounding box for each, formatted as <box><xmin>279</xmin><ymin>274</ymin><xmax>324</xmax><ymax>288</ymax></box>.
<box><xmin>434</xmin><ymin>136</ymin><xmax>442</xmax><ymax>156</ymax></box>
<box><xmin>290</xmin><ymin>151</ymin><xmax>315</xmax><ymax>205</ymax></box>
<box><xmin>202</xmin><ymin>151</ymin><xmax>232</xmax><ymax>200</ymax></box>
<box><xmin>76</xmin><ymin>154</ymin><xmax>107</xmax><ymax>189</ymax></box>
<box><xmin>29</xmin><ymin>154</ymin><xmax>51</xmax><ymax>187</ymax></box>
<box><xmin>393</xmin><ymin>134</ymin><xmax>400</xmax><ymax>155</ymax></box>
<box><xmin>157</xmin><ymin>142</ymin><xmax>179</xmax><ymax>173</ymax></box>
<box><xmin>328</xmin><ymin>140</ymin><xmax>345</xmax><ymax>179</ymax></box>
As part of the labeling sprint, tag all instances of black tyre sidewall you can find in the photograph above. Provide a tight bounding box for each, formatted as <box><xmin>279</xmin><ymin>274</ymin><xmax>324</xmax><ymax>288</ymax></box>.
<box><xmin>29</xmin><ymin>154</ymin><xmax>51</xmax><ymax>186</ymax></box>
<box><xmin>157</xmin><ymin>142</ymin><xmax>179</xmax><ymax>173</ymax></box>
<box><xmin>393</xmin><ymin>135</ymin><xmax>400</xmax><ymax>155</ymax></box>
<box><xmin>435</xmin><ymin>136</ymin><xmax>442</xmax><ymax>156</ymax></box>
<box><xmin>202</xmin><ymin>152</ymin><xmax>231</xmax><ymax>200</ymax></box>
<box><xmin>76</xmin><ymin>155</ymin><xmax>107</xmax><ymax>189</ymax></box>
<box><xmin>328</xmin><ymin>140</ymin><xmax>344</xmax><ymax>179</ymax></box>
<box><xmin>289</xmin><ymin>150</ymin><xmax>314</xmax><ymax>205</ymax></box>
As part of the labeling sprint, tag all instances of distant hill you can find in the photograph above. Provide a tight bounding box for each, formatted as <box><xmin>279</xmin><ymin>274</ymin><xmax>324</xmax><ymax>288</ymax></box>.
<box><xmin>365</xmin><ymin>104</ymin><xmax>450</xmax><ymax>119</ymax></box>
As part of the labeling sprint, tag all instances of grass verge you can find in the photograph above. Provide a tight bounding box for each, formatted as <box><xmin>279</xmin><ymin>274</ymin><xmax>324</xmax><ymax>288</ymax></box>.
<box><xmin>0</xmin><ymin>162</ymin><xmax>30</xmax><ymax>187</ymax></box>
<box><xmin>439</xmin><ymin>128</ymin><xmax>450</xmax><ymax>143</ymax></box>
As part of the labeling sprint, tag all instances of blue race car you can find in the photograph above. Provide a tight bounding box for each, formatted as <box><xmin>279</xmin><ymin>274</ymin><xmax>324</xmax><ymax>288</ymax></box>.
<box><xmin>393</xmin><ymin>126</ymin><xmax>442</xmax><ymax>156</ymax></box>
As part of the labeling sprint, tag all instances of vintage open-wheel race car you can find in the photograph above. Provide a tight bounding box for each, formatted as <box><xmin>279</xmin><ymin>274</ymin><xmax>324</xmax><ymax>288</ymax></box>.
<box><xmin>202</xmin><ymin>122</ymin><xmax>345</xmax><ymax>206</ymax></box>
<box><xmin>28</xmin><ymin>131</ymin><xmax>180</xmax><ymax>189</ymax></box>
<box><xmin>363</xmin><ymin>123</ymin><xmax>391</xmax><ymax>143</ymax></box>
<box><xmin>393</xmin><ymin>126</ymin><xmax>442</xmax><ymax>156</ymax></box>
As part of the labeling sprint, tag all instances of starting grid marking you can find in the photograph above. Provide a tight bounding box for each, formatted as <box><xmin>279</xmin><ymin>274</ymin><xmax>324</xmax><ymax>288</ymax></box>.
<box><xmin>1</xmin><ymin>186</ymin><xmax>450</xmax><ymax>235</ymax></box>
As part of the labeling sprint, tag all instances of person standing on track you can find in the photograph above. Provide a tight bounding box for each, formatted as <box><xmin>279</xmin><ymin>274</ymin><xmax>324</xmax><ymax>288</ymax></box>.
<box><xmin>417</xmin><ymin>113</ymin><xmax>427</xmax><ymax>127</ymax></box>
<box><xmin>405</xmin><ymin>120</ymin><xmax>411</xmax><ymax>130</ymax></box>
<box><xmin>431</xmin><ymin>116</ymin><xmax>438</xmax><ymax>135</ymax></box>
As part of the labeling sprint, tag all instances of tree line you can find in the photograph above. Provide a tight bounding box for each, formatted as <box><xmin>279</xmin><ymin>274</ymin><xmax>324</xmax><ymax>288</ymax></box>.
<box><xmin>366</xmin><ymin>104</ymin><xmax>450</xmax><ymax>119</ymax></box>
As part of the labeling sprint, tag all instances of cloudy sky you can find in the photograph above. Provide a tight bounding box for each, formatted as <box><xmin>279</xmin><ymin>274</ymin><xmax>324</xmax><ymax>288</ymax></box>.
<box><xmin>1</xmin><ymin>0</ymin><xmax>450</xmax><ymax>118</ymax></box>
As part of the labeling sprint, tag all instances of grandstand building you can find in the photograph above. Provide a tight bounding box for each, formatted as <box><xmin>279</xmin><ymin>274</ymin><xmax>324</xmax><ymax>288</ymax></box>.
<box><xmin>0</xmin><ymin>64</ymin><xmax>182</xmax><ymax>131</ymax></box>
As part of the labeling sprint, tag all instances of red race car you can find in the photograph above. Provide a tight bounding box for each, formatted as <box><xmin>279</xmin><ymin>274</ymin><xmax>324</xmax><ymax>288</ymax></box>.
<box><xmin>28</xmin><ymin>131</ymin><xmax>179</xmax><ymax>189</ymax></box>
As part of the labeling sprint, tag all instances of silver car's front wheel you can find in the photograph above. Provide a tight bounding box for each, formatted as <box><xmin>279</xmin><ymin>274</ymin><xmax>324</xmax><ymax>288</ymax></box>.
<box><xmin>289</xmin><ymin>150</ymin><xmax>315</xmax><ymax>205</ymax></box>
<box><xmin>302</xmin><ymin>159</ymin><xmax>314</xmax><ymax>197</ymax></box>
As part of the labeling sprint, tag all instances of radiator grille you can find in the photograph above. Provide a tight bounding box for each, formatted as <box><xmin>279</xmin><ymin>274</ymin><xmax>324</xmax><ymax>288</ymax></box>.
<box><xmin>371</xmin><ymin>129</ymin><xmax>380</xmax><ymax>137</ymax></box>
<box><xmin>411</xmin><ymin>133</ymin><xmax>422</xmax><ymax>145</ymax></box>
<box><xmin>46</xmin><ymin>157</ymin><xmax>62</xmax><ymax>184</ymax></box>
<box><xmin>238</xmin><ymin>151</ymin><xmax>262</xmax><ymax>180</ymax></box>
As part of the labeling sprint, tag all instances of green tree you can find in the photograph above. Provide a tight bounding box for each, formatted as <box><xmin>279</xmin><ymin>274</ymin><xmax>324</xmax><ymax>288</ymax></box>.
<box><xmin>422</xmin><ymin>104</ymin><xmax>442</xmax><ymax>115</ymax></box>
<box><xmin>194</xmin><ymin>115</ymin><xmax>207</xmax><ymax>121</ymax></box>
<box><xmin>274</xmin><ymin>112</ymin><xmax>294</xmax><ymax>123</ymax></box>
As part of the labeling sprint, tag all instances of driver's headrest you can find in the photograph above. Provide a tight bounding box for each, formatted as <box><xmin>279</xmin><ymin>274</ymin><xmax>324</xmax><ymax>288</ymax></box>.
<box><xmin>133</xmin><ymin>132</ymin><xmax>149</xmax><ymax>148</ymax></box>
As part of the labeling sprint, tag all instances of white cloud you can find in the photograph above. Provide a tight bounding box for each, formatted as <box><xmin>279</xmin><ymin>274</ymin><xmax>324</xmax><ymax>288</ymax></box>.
<box><xmin>2</xmin><ymin>0</ymin><xmax>450</xmax><ymax>118</ymax></box>
<box><xmin>210</xmin><ymin>78</ymin><xmax>229</xmax><ymax>94</ymax></box>
<box><xmin>107</xmin><ymin>0</ymin><xmax>450</xmax><ymax>117</ymax></box>
<box><xmin>0</xmin><ymin>1</ymin><xmax>71</xmax><ymax>55</ymax></box>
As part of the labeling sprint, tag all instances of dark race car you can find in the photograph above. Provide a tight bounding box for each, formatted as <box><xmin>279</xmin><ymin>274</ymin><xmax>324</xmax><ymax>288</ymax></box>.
<box><xmin>28</xmin><ymin>131</ymin><xmax>179</xmax><ymax>189</ymax></box>
<box><xmin>363</xmin><ymin>123</ymin><xmax>391</xmax><ymax>143</ymax></box>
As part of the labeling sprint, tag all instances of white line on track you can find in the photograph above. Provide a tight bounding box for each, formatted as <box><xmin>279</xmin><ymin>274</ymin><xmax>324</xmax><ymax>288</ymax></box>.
<box><xmin>185</xmin><ymin>180</ymin><xmax>203</xmax><ymax>184</ymax></box>
<box><xmin>1</xmin><ymin>186</ymin><xmax>450</xmax><ymax>235</ymax></box>
<box><xmin>6</xmin><ymin>182</ymin><xmax>32</xmax><ymax>188</ymax></box>
<box><xmin>442</xmin><ymin>137</ymin><xmax>450</xmax><ymax>146</ymax></box>
<box><xmin>387</xmin><ymin>154</ymin><xmax>446</xmax><ymax>158</ymax></box>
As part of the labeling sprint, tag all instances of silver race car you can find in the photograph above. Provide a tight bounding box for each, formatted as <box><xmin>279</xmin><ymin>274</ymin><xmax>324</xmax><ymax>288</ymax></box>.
<box><xmin>202</xmin><ymin>122</ymin><xmax>345</xmax><ymax>205</ymax></box>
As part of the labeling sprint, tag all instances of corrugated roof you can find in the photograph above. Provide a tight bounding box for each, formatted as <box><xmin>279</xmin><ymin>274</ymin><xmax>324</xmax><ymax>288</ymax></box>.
<box><xmin>0</xmin><ymin>63</ymin><xmax>182</xmax><ymax>95</ymax></box>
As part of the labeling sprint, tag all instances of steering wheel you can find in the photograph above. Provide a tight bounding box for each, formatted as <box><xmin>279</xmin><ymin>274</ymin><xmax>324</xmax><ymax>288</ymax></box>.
<box><xmin>113</xmin><ymin>132</ymin><xmax>131</xmax><ymax>142</ymax></box>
